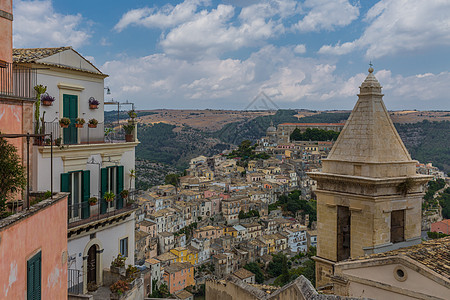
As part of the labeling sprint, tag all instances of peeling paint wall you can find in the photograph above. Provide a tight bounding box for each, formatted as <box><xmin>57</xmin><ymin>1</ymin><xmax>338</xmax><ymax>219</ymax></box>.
<box><xmin>0</xmin><ymin>196</ymin><xmax>68</xmax><ymax>299</ymax></box>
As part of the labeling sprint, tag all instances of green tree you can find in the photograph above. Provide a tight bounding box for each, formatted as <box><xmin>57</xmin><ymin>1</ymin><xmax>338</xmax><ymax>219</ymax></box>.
<box><xmin>164</xmin><ymin>173</ymin><xmax>180</xmax><ymax>187</ymax></box>
<box><xmin>244</xmin><ymin>262</ymin><xmax>264</xmax><ymax>283</ymax></box>
<box><xmin>0</xmin><ymin>136</ymin><xmax>26</xmax><ymax>217</ymax></box>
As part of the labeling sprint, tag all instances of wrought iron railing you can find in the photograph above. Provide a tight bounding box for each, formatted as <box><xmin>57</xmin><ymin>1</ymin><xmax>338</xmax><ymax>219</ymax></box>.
<box><xmin>0</xmin><ymin>62</ymin><xmax>36</xmax><ymax>99</ymax></box>
<box><xmin>33</xmin><ymin>121</ymin><xmax>132</xmax><ymax>145</ymax></box>
<box><xmin>68</xmin><ymin>190</ymin><xmax>139</xmax><ymax>228</ymax></box>
<box><xmin>68</xmin><ymin>268</ymin><xmax>83</xmax><ymax>294</ymax></box>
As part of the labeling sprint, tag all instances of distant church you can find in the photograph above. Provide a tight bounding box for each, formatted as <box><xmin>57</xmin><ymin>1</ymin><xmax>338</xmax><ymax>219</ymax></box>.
<box><xmin>308</xmin><ymin>67</ymin><xmax>450</xmax><ymax>299</ymax></box>
<box><xmin>266</xmin><ymin>121</ymin><xmax>345</xmax><ymax>144</ymax></box>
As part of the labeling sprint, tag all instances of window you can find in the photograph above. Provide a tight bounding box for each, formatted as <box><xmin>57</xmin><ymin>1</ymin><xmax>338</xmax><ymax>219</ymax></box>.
<box><xmin>61</xmin><ymin>170</ymin><xmax>90</xmax><ymax>221</ymax></box>
<box><xmin>100</xmin><ymin>166</ymin><xmax>124</xmax><ymax>213</ymax></box>
<box><xmin>27</xmin><ymin>252</ymin><xmax>41</xmax><ymax>300</ymax></box>
<box><xmin>391</xmin><ymin>210</ymin><xmax>405</xmax><ymax>243</ymax></box>
<box><xmin>120</xmin><ymin>237</ymin><xmax>128</xmax><ymax>257</ymax></box>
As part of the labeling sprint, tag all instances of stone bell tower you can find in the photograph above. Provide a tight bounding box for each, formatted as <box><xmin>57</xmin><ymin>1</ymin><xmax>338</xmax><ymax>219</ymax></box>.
<box><xmin>308</xmin><ymin>67</ymin><xmax>432</xmax><ymax>290</ymax></box>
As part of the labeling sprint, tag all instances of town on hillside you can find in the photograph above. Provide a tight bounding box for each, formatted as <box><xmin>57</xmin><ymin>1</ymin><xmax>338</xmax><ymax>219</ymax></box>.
<box><xmin>0</xmin><ymin>1</ymin><xmax>449</xmax><ymax>300</ymax></box>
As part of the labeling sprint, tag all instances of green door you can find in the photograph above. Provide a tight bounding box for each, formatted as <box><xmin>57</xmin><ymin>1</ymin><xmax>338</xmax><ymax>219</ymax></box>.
<box><xmin>63</xmin><ymin>94</ymin><xmax>78</xmax><ymax>144</ymax></box>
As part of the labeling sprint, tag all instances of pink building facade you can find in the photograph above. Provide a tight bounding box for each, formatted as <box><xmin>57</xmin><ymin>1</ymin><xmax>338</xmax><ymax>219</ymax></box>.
<box><xmin>0</xmin><ymin>193</ymin><xmax>68</xmax><ymax>299</ymax></box>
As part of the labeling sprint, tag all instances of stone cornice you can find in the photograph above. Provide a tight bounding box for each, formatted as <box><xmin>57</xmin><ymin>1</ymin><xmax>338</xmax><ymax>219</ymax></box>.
<box><xmin>308</xmin><ymin>172</ymin><xmax>432</xmax><ymax>185</ymax></box>
<box><xmin>38</xmin><ymin>141</ymin><xmax>139</xmax><ymax>158</ymax></box>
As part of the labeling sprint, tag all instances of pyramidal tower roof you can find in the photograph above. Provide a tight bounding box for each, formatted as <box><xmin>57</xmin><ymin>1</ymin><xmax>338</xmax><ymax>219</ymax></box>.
<box><xmin>326</xmin><ymin>67</ymin><xmax>412</xmax><ymax>164</ymax></box>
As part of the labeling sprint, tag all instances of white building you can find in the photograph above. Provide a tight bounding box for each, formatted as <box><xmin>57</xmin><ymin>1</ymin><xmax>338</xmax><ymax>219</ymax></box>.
<box><xmin>285</xmin><ymin>227</ymin><xmax>308</xmax><ymax>253</ymax></box>
<box><xmin>14</xmin><ymin>47</ymin><xmax>138</xmax><ymax>294</ymax></box>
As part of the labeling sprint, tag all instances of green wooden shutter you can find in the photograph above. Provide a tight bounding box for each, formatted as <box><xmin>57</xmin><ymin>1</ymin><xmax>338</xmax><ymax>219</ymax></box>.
<box><xmin>69</xmin><ymin>95</ymin><xmax>78</xmax><ymax>144</ymax></box>
<box><xmin>82</xmin><ymin>170</ymin><xmax>90</xmax><ymax>219</ymax></box>
<box><xmin>100</xmin><ymin>168</ymin><xmax>108</xmax><ymax>214</ymax></box>
<box><xmin>116</xmin><ymin>166</ymin><xmax>124</xmax><ymax>209</ymax></box>
<box><xmin>61</xmin><ymin>173</ymin><xmax>71</xmax><ymax>219</ymax></box>
<box><xmin>27</xmin><ymin>251</ymin><xmax>41</xmax><ymax>300</ymax></box>
<box><xmin>63</xmin><ymin>95</ymin><xmax>70</xmax><ymax>144</ymax></box>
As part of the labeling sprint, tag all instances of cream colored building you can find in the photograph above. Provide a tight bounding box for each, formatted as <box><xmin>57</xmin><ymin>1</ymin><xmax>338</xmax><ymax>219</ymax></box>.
<box><xmin>333</xmin><ymin>237</ymin><xmax>450</xmax><ymax>300</ymax></box>
<box><xmin>308</xmin><ymin>67</ymin><xmax>432</xmax><ymax>290</ymax></box>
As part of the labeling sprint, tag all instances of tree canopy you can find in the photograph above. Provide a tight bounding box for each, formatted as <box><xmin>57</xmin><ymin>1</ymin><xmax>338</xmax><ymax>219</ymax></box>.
<box><xmin>0</xmin><ymin>136</ymin><xmax>26</xmax><ymax>217</ymax></box>
<box><xmin>290</xmin><ymin>128</ymin><xmax>340</xmax><ymax>141</ymax></box>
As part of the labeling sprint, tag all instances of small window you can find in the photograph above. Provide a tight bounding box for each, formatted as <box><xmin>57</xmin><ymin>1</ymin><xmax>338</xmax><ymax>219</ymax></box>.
<box><xmin>27</xmin><ymin>252</ymin><xmax>41</xmax><ymax>300</ymax></box>
<box><xmin>120</xmin><ymin>237</ymin><xmax>128</xmax><ymax>257</ymax></box>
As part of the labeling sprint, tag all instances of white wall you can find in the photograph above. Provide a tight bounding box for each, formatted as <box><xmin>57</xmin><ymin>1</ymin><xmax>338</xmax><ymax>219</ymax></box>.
<box><xmin>68</xmin><ymin>213</ymin><xmax>136</xmax><ymax>274</ymax></box>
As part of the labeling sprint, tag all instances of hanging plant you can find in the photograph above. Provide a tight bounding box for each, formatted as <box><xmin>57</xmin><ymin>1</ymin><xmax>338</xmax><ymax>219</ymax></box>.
<box><xmin>89</xmin><ymin>97</ymin><xmax>99</xmax><ymax>109</ymax></box>
<box><xmin>88</xmin><ymin>197</ymin><xmax>98</xmax><ymax>206</ymax></box>
<box><xmin>75</xmin><ymin>118</ymin><xmax>85</xmax><ymax>128</ymax></box>
<box><xmin>128</xmin><ymin>110</ymin><xmax>137</xmax><ymax>119</ymax></box>
<box><xmin>120</xmin><ymin>189</ymin><xmax>129</xmax><ymax>199</ymax></box>
<box><xmin>59</xmin><ymin>117</ymin><xmax>70</xmax><ymax>128</ymax></box>
<box><xmin>88</xmin><ymin>118</ymin><xmax>98</xmax><ymax>128</ymax></box>
<box><xmin>104</xmin><ymin>191</ymin><xmax>115</xmax><ymax>202</ymax></box>
<box><xmin>41</xmin><ymin>93</ymin><xmax>55</xmax><ymax>106</ymax></box>
<box><xmin>34</xmin><ymin>85</ymin><xmax>47</xmax><ymax>134</ymax></box>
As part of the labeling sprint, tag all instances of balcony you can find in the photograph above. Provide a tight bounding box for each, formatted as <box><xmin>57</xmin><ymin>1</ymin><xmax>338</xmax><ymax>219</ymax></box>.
<box><xmin>0</xmin><ymin>61</ymin><xmax>36</xmax><ymax>100</ymax></box>
<box><xmin>68</xmin><ymin>190</ymin><xmax>139</xmax><ymax>232</ymax></box>
<box><xmin>34</xmin><ymin>121</ymin><xmax>135</xmax><ymax>145</ymax></box>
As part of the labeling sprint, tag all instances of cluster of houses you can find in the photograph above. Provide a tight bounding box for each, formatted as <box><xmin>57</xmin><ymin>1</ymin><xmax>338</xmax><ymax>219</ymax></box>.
<box><xmin>132</xmin><ymin>143</ymin><xmax>326</xmax><ymax>296</ymax></box>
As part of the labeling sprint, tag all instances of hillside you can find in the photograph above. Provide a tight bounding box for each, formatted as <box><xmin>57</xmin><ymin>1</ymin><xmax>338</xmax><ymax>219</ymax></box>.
<box><xmin>131</xmin><ymin>110</ymin><xmax>449</xmax><ymax>187</ymax></box>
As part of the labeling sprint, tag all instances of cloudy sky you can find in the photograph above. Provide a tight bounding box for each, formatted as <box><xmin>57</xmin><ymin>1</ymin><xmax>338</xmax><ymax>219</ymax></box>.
<box><xmin>12</xmin><ymin>0</ymin><xmax>450</xmax><ymax>110</ymax></box>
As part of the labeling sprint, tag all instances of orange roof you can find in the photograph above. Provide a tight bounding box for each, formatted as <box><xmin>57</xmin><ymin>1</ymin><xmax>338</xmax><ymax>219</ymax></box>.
<box><xmin>279</xmin><ymin>123</ymin><xmax>345</xmax><ymax>126</ymax></box>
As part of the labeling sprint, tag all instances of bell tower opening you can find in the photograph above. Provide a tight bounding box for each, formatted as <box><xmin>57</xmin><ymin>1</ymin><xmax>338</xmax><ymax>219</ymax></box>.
<box><xmin>337</xmin><ymin>206</ymin><xmax>351</xmax><ymax>261</ymax></box>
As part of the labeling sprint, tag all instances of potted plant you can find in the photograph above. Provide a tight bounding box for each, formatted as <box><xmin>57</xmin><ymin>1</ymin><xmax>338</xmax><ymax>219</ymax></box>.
<box><xmin>59</xmin><ymin>117</ymin><xmax>70</xmax><ymax>128</ymax></box>
<box><xmin>41</xmin><ymin>93</ymin><xmax>55</xmax><ymax>106</ymax></box>
<box><xmin>54</xmin><ymin>137</ymin><xmax>62</xmax><ymax>147</ymax></box>
<box><xmin>123</xmin><ymin>124</ymin><xmax>135</xmax><ymax>142</ymax></box>
<box><xmin>89</xmin><ymin>197</ymin><xmax>98</xmax><ymax>206</ymax></box>
<box><xmin>88</xmin><ymin>118</ymin><xmax>98</xmax><ymax>128</ymax></box>
<box><xmin>128</xmin><ymin>110</ymin><xmax>137</xmax><ymax>119</ymax></box>
<box><xmin>120</xmin><ymin>189</ymin><xmax>129</xmax><ymax>200</ymax></box>
<box><xmin>110</xmin><ymin>280</ymin><xmax>129</xmax><ymax>299</ymax></box>
<box><xmin>75</xmin><ymin>118</ymin><xmax>85</xmax><ymax>128</ymax></box>
<box><xmin>89</xmin><ymin>97</ymin><xmax>99</xmax><ymax>109</ymax></box>
<box><xmin>110</xmin><ymin>254</ymin><xmax>127</xmax><ymax>275</ymax></box>
<box><xmin>104</xmin><ymin>191</ymin><xmax>115</xmax><ymax>202</ymax></box>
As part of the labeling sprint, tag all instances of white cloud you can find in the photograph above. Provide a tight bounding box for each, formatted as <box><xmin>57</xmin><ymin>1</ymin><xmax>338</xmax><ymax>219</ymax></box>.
<box><xmin>114</xmin><ymin>0</ymin><xmax>210</xmax><ymax>32</ymax></box>
<box><xmin>293</xmin><ymin>0</ymin><xmax>359</xmax><ymax>32</ymax></box>
<box><xmin>318</xmin><ymin>0</ymin><xmax>450</xmax><ymax>58</ymax></box>
<box><xmin>13</xmin><ymin>0</ymin><xmax>90</xmax><ymax>48</ymax></box>
<box><xmin>102</xmin><ymin>45</ymin><xmax>450</xmax><ymax>110</ymax></box>
<box><xmin>114</xmin><ymin>0</ymin><xmax>300</xmax><ymax>59</ymax></box>
<box><xmin>294</xmin><ymin>44</ymin><xmax>306</xmax><ymax>54</ymax></box>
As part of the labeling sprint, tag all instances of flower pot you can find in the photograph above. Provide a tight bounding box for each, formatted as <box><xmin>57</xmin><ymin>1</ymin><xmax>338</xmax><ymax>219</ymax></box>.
<box><xmin>42</xmin><ymin>100</ymin><xmax>53</xmax><ymax>106</ymax></box>
<box><xmin>89</xmin><ymin>201</ymin><xmax>97</xmax><ymax>206</ymax></box>
<box><xmin>125</xmin><ymin>134</ymin><xmax>133</xmax><ymax>142</ymax></box>
<box><xmin>75</xmin><ymin>124</ymin><xmax>84</xmax><ymax>128</ymax></box>
<box><xmin>89</xmin><ymin>104</ymin><xmax>98</xmax><ymax>109</ymax></box>
<box><xmin>60</xmin><ymin>124</ymin><xmax>69</xmax><ymax>128</ymax></box>
<box><xmin>88</xmin><ymin>124</ymin><xmax>97</xmax><ymax>128</ymax></box>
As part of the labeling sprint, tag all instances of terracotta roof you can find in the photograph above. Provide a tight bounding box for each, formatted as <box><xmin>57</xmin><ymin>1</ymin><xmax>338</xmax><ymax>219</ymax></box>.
<box><xmin>352</xmin><ymin>237</ymin><xmax>450</xmax><ymax>278</ymax></box>
<box><xmin>13</xmin><ymin>47</ymin><xmax>106</xmax><ymax>76</ymax></box>
<box><xmin>135</xmin><ymin>230</ymin><xmax>150</xmax><ymax>241</ymax></box>
<box><xmin>145</xmin><ymin>258</ymin><xmax>160</xmax><ymax>265</ymax></box>
<box><xmin>13</xmin><ymin>47</ymin><xmax>71</xmax><ymax>62</ymax></box>
<box><xmin>233</xmin><ymin>268</ymin><xmax>255</xmax><ymax>280</ymax></box>
<box><xmin>164</xmin><ymin>262</ymin><xmax>193</xmax><ymax>274</ymax></box>
<box><xmin>156</xmin><ymin>252</ymin><xmax>177</xmax><ymax>262</ymax></box>
<box><xmin>175</xmin><ymin>289</ymin><xmax>193</xmax><ymax>299</ymax></box>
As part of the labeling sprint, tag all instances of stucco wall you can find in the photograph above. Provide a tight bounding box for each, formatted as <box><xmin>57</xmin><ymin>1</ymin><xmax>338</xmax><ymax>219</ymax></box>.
<box><xmin>342</xmin><ymin>263</ymin><xmax>449</xmax><ymax>300</ymax></box>
<box><xmin>0</xmin><ymin>194</ymin><xmax>68</xmax><ymax>299</ymax></box>
<box><xmin>0</xmin><ymin>0</ymin><xmax>12</xmax><ymax>63</ymax></box>
<box><xmin>68</xmin><ymin>213</ymin><xmax>136</xmax><ymax>274</ymax></box>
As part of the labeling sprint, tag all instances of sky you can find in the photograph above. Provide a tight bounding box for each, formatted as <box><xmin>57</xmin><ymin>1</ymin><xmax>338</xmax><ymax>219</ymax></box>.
<box><xmin>12</xmin><ymin>0</ymin><xmax>450</xmax><ymax>111</ymax></box>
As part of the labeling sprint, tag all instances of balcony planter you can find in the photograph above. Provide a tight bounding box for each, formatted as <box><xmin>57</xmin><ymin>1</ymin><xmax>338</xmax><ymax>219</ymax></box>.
<box><xmin>59</xmin><ymin>117</ymin><xmax>70</xmax><ymax>128</ymax></box>
<box><xmin>89</xmin><ymin>97</ymin><xmax>99</xmax><ymax>109</ymax></box>
<box><xmin>104</xmin><ymin>191</ymin><xmax>115</xmax><ymax>202</ymax></box>
<box><xmin>41</xmin><ymin>93</ymin><xmax>55</xmax><ymax>106</ymax></box>
<box><xmin>89</xmin><ymin>197</ymin><xmax>98</xmax><ymax>206</ymax></box>
<box><xmin>88</xmin><ymin>118</ymin><xmax>98</xmax><ymax>128</ymax></box>
<box><xmin>75</xmin><ymin>118</ymin><xmax>85</xmax><ymax>128</ymax></box>
<box><xmin>120</xmin><ymin>190</ymin><xmax>129</xmax><ymax>200</ymax></box>
<box><xmin>123</xmin><ymin>124</ymin><xmax>135</xmax><ymax>142</ymax></box>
